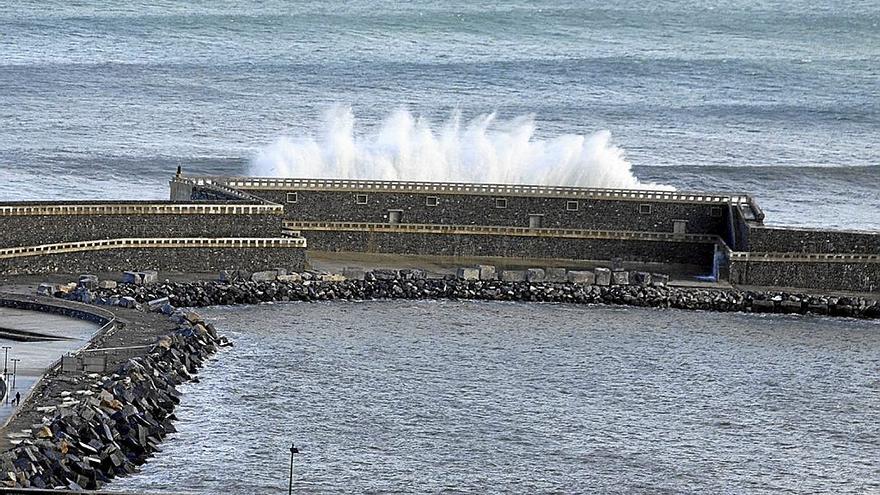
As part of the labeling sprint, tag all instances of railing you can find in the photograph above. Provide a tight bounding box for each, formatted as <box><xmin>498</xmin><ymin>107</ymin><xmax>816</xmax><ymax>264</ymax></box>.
<box><xmin>184</xmin><ymin>175</ymin><xmax>751</xmax><ymax>205</ymax></box>
<box><xmin>728</xmin><ymin>251</ymin><xmax>880</xmax><ymax>263</ymax></box>
<box><xmin>175</xmin><ymin>177</ymin><xmax>277</xmax><ymax>205</ymax></box>
<box><xmin>0</xmin><ymin>237</ymin><xmax>307</xmax><ymax>260</ymax></box>
<box><xmin>285</xmin><ymin>221</ymin><xmax>721</xmax><ymax>243</ymax></box>
<box><xmin>0</xmin><ymin>203</ymin><xmax>282</xmax><ymax>217</ymax></box>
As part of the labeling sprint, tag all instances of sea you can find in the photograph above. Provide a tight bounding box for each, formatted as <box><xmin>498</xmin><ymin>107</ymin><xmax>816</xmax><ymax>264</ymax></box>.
<box><xmin>2</xmin><ymin>2</ymin><xmax>879</xmax><ymax>493</ymax></box>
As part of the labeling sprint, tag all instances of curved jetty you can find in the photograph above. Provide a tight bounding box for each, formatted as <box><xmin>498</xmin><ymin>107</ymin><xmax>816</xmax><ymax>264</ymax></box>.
<box><xmin>0</xmin><ymin>294</ymin><xmax>223</xmax><ymax>490</ymax></box>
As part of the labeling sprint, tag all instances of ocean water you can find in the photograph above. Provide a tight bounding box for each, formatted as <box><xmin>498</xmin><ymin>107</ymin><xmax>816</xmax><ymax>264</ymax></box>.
<box><xmin>1</xmin><ymin>1</ymin><xmax>878</xmax><ymax>229</ymax></box>
<box><xmin>108</xmin><ymin>300</ymin><xmax>880</xmax><ymax>494</ymax></box>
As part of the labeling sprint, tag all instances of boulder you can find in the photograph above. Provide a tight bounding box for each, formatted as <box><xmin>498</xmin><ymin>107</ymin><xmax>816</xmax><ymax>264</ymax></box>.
<box><xmin>500</xmin><ymin>270</ymin><xmax>526</xmax><ymax>282</ymax></box>
<box><xmin>612</xmin><ymin>271</ymin><xmax>630</xmax><ymax>286</ymax></box>
<box><xmin>632</xmin><ymin>272</ymin><xmax>652</xmax><ymax>286</ymax></box>
<box><xmin>594</xmin><ymin>267</ymin><xmax>612</xmax><ymax>286</ymax></box>
<box><xmin>526</xmin><ymin>268</ymin><xmax>546</xmax><ymax>282</ymax></box>
<box><xmin>477</xmin><ymin>265</ymin><xmax>497</xmax><ymax>281</ymax></box>
<box><xmin>566</xmin><ymin>270</ymin><xmax>595</xmax><ymax>285</ymax></box>
<box><xmin>456</xmin><ymin>267</ymin><xmax>480</xmax><ymax>281</ymax></box>
<box><xmin>545</xmin><ymin>268</ymin><xmax>567</xmax><ymax>283</ymax></box>
<box><xmin>342</xmin><ymin>267</ymin><xmax>365</xmax><ymax>280</ymax></box>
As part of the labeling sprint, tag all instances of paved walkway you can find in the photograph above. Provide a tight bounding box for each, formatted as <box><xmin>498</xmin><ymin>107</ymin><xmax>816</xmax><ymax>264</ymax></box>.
<box><xmin>0</xmin><ymin>307</ymin><xmax>99</xmax><ymax>427</ymax></box>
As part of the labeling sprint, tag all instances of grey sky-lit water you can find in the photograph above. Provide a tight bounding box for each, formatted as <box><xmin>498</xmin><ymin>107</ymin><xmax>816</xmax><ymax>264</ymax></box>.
<box><xmin>1</xmin><ymin>1</ymin><xmax>878</xmax><ymax>228</ymax></box>
<box><xmin>109</xmin><ymin>301</ymin><xmax>880</xmax><ymax>494</ymax></box>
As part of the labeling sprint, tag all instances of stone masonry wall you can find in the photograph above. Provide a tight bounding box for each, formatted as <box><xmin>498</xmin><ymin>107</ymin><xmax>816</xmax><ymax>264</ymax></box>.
<box><xmin>0</xmin><ymin>213</ymin><xmax>281</xmax><ymax>249</ymax></box>
<box><xmin>0</xmin><ymin>246</ymin><xmax>306</xmax><ymax>275</ymax></box>
<box><xmin>729</xmin><ymin>259</ymin><xmax>880</xmax><ymax>293</ymax></box>
<box><xmin>748</xmin><ymin>226</ymin><xmax>880</xmax><ymax>254</ymax></box>
<box><xmin>247</xmin><ymin>189</ymin><xmax>728</xmax><ymax>235</ymax></box>
<box><xmin>301</xmin><ymin>229</ymin><xmax>716</xmax><ymax>267</ymax></box>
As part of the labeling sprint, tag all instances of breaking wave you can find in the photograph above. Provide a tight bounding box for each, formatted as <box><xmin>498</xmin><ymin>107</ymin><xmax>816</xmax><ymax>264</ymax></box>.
<box><xmin>248</xmin><ymin>105</ymin><xmax>672</xmax><ymax>190</ymax></box>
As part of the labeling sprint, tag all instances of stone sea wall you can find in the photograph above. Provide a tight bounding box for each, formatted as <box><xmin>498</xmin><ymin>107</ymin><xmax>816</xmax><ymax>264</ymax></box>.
<box><xmin>748</xmin><ymin>226</ymin><xmax>880</xmax><ymax>254</ymax></box>
<box><xmin>0</xmin><ymin>246</ymin><xmax>307</xmax><ymax>276</ymax></box>
<box><xmin>300</xmin><ymin>230</ymin><xmax>716</xmax><ymax>267</ymax></box>
<box><xmin>0</xmin><ymin>212</ymin><xmax>280</xmax><ymax>249</ymax></box>
<box><xmin>0</xmin><ymin>310</ymin><xmax>221</xmax><ymax>490</ymax></box>
<box><xmin>250</xmin><ymin>189</ymin><xmax>728</xmax><ymax>235</ymax></box>
<box><xmin>729</xmin><ymin>259</ymin><xmax>880</xmax><ymax>293</ymax></box>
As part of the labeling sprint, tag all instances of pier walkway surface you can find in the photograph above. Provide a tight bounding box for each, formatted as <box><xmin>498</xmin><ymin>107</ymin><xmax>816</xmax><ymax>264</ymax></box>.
<box><xmin>0</xmin><ymin>307</ymin><xmax>99</xmax><ymax>427</ymax></box>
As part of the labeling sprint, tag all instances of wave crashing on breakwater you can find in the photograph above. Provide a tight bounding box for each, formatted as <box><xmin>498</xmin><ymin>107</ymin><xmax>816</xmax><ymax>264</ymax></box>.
<box><xmin>248</xmin><ymin>105</ymin><xmax>672</xmax><ymax>190</ymax></box>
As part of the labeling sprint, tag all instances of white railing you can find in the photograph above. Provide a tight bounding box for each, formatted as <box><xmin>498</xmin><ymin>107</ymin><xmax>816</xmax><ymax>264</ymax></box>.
<box><xmin>728</xmin><ymin>251</ymin><xmax>880</xmax><ymax>263</ymax></box>
<box><xmin>0</xmin><ymin>237</ymin><xmax>307</xmax><ymax>260</ymax></box>
<box><xmin>185</xmin><ymin>176</ymin><xmax>751</xmax><ymax>205</ymax></box>
<box><xmin>284</xmin><ymin>221</ymin><xmax>720</xmax><ymax>243</ymax></box>
<box><xmin>0</xmin><ymin>203</ymin><xmax>283</xmax><ymax>216</ymax></box>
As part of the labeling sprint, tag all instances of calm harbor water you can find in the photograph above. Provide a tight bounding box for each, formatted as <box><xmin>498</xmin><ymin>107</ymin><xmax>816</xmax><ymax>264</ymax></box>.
<box><xmin>110</xmin><ymin>300</ymin><xmax>880</xmax><ymax>494</ymax></box>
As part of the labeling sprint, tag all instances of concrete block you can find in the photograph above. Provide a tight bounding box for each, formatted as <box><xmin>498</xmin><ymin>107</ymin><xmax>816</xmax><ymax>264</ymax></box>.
<box><xmin>566</xmin><ymin>270</ymin><xmax>595</xmax><ymax>285</ymax></box>
<box><xmin>273</xmin><ymin>268</ymin><xmax>288</xmax><ymax>276</ymax></box>
<box><xmin>478</xmin><ymin>265</ymin><xmax>497</xmax><ymax>281</ymax></box>
<box><xmin>457</xmin><ymin>267</ymin><xmax>480</xmax><ymax>281</ymax></box>
<box><xmin>140</xmin><ymin>271</ymin><xmax>158</xmax><ymax>285</ymax></box>
<box><xmin>500</xmin><ymin>270</ymin><xmax>526</xmax><ymax>282</ymax></box>
<box><xmin>251</xmin><ymin>270</ymin><xmax>278</xmax><ymax>282</ymax></box>
<box><xmin>342</xmin><ymin>267</ymin><xmax>365</xmax><ymax>280</ymax></box>
<box><xmin>277</xmin><ymin>273</ymin><xmax>303</xmax><ymax>283</ymax></box>
<box><xmin>122</xmin><ymin>271</ymin><xmax>141</xmax><ymax>285</ymax></box>
<box><xmin>612</xmin><ymin>271</ymin><xmax>630</xmax><ymax>286</ymax></box>
<box><xmin>526</xmin><ymin>268</ymin><xmax>546</xmax><ymax>282</ymax></box>
<box><xmin>400</xmin><ymin>269</ymin><xmax>427</xmax><ymax>280</ymax></box>
<box><xmin>651</xmin><ymin>273</ymin><xmax>669</xmax><ymax>287</ymax></box>
<box><xmin>119</xmin><ymin>296</ymin><xmax>138</xmax><ymax>309</ymax></box>
<box><xmin>633</xmin><ymin>272</ymin><xmax>652</xmax><ymax>286</ymax></box>
<box><xmin>82</xmin><ymin>355</ymin><xmax>107</xmax><ymax>373</ymax></box>
<box><xmin>147</xmin><ymin>297</ymin><xmax>169</xmax><ymax>312</ymax></box>
<box><xmin>98</xmin><ymin>280</ymin><xmax>118</xmax><ymax>289</ymax></box>
<box><xmin>78</xmin><ymin>274</ymin><xmax>99</xmax><ymax>290</ymax></box>
<box><xmin>594</xmin><ymin>267</ymin><xmax>612</xmax><ymax>286</ymax></box>
<box><xmin>545</xmin><ymin>268</ymin><xmax>567</xmax><ymax>283</ymax></box>
<box><xmin>320</xmin><ymin>273</ymin><xmax>346</xmax><ymax>282</ymax></box>
<box><xmin>370</xmin><ymin>269</ymin><xmax>400</xmax><ymax>281</ymax></box>
<box><xmin>37</xmin><ymin>283</ymin><xmax>56</xmax><ymax>296</ymax></box>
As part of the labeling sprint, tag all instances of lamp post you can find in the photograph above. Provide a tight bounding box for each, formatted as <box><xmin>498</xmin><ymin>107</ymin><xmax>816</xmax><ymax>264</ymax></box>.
<box><xmin>288</xmin><ymin>443</ymin><xmax>299</xmax><ymax>495</ymax></box>
<box><xmin>10</xmin><ymin>359</ymin><xmax>20</xmax><ymax>389</ymax></box>
<box><xmin>1</xmin><ymin>346</ymin><xmax>10</xmax><ymax>405</ymax></box>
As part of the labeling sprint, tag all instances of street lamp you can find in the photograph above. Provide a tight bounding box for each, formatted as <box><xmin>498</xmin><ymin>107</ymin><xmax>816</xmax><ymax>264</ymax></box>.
<box><xmin>1</xmin><ymin>346</ymin><xmax>10</xmax><ymax>405</ymax></box>
<box><xmin>288</xmin><ymin>443</ymin><xmax>300</xmax><ymax>495</ymax></box>
<box><xmin>10</xmin><ymin>359</ymin><xmax>20</xmax><ymax>389</ymax></box>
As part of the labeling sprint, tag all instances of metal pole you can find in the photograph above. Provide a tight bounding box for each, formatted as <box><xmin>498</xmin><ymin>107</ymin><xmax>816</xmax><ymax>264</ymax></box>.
<box><xmin>288</xmin><ymin>443</ymin><xmax>299</xmax><ymax>495</ymax></box>
<box><xmin>2</xmin><ymin>347</ymin><xmax>9</xmax><ymax>406</ymax></box>
<box><xmin>10</xmin><ymin>359</ymin><xmax>19</xmax><ymax>389</ymax></box>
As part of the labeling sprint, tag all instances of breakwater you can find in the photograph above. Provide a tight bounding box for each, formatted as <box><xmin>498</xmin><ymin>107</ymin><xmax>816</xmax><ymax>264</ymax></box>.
<box><xmin>0</xmin><ymin>309</ymin><xmax>222</xmax><ymax>490</ymax></box>
<box><xmin>68</xmin><ymin>271</ymin><xmax>880</xmax><ymax>320</ymax></box>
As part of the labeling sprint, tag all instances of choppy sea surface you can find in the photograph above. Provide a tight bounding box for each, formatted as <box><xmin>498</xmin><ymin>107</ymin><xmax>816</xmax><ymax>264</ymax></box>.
<box><xmin>1</xmin><ymin>1</ymin><xmax>878</xmax><ymax>229</ymax></box>
<box><xmin>108</xmin><ymin>300</ymin><xmax>880</xmax><ymax>494</ymax></box>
